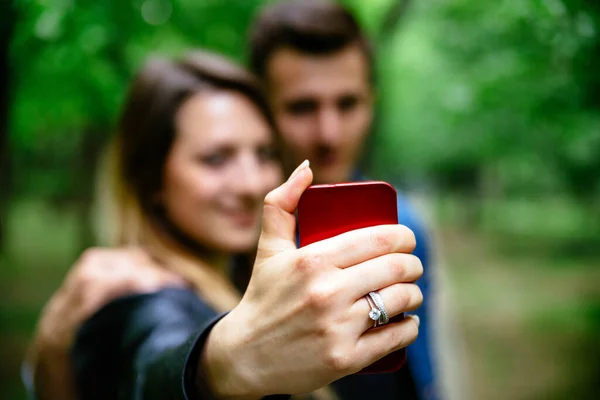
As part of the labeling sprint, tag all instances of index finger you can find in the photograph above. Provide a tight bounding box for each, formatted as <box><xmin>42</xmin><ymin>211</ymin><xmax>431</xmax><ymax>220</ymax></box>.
<box><xmin>299</xmin><ymin>224</ymin><xmax>416</xmax><ymax>270</ymax></box>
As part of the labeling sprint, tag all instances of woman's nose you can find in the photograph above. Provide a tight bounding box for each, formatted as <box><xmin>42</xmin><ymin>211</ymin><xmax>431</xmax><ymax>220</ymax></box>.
<box><xmin>231</xmin><ymin>154</ymin><xmax>265</xmax><ymax>197</ymax></box>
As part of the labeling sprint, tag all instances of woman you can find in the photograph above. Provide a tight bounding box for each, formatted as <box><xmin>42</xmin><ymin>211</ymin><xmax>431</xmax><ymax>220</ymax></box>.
<box><xmin>30</xmin><ymin>50</ymin><xmax>423</xmax><ymax>399</ymax></box>
<box><xmin>94</xmin><ymin>50</ymin><xmax>282</xmax><ymax>310</ymax></box>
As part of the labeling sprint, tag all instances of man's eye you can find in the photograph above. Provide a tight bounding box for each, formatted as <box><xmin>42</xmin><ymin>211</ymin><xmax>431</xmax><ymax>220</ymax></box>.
<box><xmin>287</xmin><ymin>100</ymin><xmax>317</xmax><ymax>116</ymax></box>
<box><xmin>257</xmin><ymin>146</ymin><xmax>279</xmax><ymax>162</ymax></box>
<box><xmin>338</xmin><ymin>95</ymin><xmax>359</xmax><ymax>112</ymax></box>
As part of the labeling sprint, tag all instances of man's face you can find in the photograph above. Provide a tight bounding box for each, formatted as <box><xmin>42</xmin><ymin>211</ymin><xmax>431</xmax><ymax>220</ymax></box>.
<box><xmin>266</xmin><ymin>44</ymin><xmax>373</xmax><ymax>184</ymax></box>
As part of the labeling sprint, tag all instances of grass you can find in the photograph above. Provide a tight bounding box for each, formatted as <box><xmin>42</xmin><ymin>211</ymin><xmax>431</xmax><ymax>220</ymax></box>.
<box><xmin>436</xmin><ymin>219</ymin><xmax>599</xmax><ymax>400</ymax></box>
<box><xmin>0</xmin><ymin>198</ymin><xmax>598</xmax><ymax>399</ymax></box>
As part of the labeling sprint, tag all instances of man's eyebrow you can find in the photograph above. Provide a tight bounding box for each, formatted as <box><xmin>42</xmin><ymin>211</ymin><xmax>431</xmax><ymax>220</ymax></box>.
<box><xmin>286</xmin><ymin>97</ymin><xmax>317</xmax><ymax>104</ymax></box>
<box><xmin>339</xmin><ymin>93</ymin><xmax>359</xmax><ymax>99</ymax></box>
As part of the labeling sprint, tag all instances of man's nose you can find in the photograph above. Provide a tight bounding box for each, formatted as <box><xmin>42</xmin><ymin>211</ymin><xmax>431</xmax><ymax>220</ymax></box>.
<box><xmin>316</xmin><ymin>107</ymin><xmax>343</xmax><ymax>146</ymax></box>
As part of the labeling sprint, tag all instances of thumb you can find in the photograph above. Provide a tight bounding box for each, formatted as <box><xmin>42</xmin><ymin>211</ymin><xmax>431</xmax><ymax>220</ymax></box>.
<box><xmin>258</xmin><ymin>160</ymin><xmax>313</xmax><ymax>252</ymax></box>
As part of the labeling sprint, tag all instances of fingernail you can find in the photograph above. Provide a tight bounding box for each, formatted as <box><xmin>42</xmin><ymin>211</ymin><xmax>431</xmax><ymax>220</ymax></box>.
<box><xmin>410</xmin><ymin>314</ymin><xmax>420</xmax><ymax>327</ymax></box>
<box><xmin>288</xmin><ymin>159</ymin><xmax>310</xmax><ymax>181</ymax></box>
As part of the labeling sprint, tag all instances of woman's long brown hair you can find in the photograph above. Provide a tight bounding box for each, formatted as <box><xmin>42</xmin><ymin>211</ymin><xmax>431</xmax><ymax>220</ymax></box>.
<box><xmin>95</xmin><ymin>50</ymin><xmax>277</xmax><ymax>312</ymax></box>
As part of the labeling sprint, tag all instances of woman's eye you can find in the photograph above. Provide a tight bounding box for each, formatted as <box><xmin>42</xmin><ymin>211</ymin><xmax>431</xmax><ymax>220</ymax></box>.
<box><xmin>200</xmin><ymin>153</ymin><xmax>227</xmax><ymax>167</ymax></box>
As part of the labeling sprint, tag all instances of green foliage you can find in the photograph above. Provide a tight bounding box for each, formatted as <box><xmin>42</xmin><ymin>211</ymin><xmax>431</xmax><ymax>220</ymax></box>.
<box><xmin>9</xmin><ymin>0</ymin><xmax>265</xmax><ymax>198</ymax></box>
<box><xmin>371</xmin><ymin>0</ymin><xmax>600</xmax><ymax>200</ymax></box>
<box><xmin>9</xmin><ymin>0</ymin><xmax>600</xmax><ymax>202</ymax></box>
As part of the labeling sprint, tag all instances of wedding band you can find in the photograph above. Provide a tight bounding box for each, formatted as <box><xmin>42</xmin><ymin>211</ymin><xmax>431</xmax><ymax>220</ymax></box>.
<box><xmin>368</xmin><ymin>291</ymin><xmax>389</xmax><ymax>325</ymax></box>
<box><xmin>365</xmin><ymin>295</ymin><xmax>380</xmax><ymax>328</ymax></box>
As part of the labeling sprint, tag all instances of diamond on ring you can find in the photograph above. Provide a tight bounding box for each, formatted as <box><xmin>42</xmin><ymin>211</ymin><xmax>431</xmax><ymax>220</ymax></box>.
<box><xmin>365</xmin><ymin>294</ymin><xmax>380</xmax><ymax>328</ymax></box>
<box><xmin>368</xmin><ymin>308</ymin><xmax>381</xmax><ymax>321</ymax></box>
<box><xmin>368</xmin><ymin>291</ymin><xmax>389</xmax><ymax>325</ymax></box>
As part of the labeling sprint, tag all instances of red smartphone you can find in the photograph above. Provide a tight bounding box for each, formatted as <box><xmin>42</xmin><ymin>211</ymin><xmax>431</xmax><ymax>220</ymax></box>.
<box><xmin>297</xmin><ymin>181</ymin><xmax>406</xmax><ymax>374</ymax></box>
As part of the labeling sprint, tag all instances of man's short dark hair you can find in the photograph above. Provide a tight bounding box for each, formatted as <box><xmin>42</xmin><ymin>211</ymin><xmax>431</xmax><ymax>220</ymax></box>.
<box><xmin>248</xmin><ymin>0</ymin><xmax>373</xmax><ymax>80</ymax></box>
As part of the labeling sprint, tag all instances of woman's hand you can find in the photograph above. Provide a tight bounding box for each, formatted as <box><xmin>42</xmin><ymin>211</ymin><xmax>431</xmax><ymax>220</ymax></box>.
<box><xmin>202</xmin><ymin>161</ymin><xmax>423</xmax><ymax>398</ymax></box>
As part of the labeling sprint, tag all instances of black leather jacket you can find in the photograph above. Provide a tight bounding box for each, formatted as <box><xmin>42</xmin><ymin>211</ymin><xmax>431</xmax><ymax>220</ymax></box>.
<box><xmin>72</xmin><ymin>288</ymin><xmax>418</xmax><ymax>399</ymax></box>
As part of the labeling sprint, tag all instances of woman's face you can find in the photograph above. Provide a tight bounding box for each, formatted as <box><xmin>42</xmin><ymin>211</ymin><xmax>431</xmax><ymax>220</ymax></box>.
<box><xmin>161</xmin><ymin>91</ymin><xmax>283</xmax><ymax>253</ymax></box>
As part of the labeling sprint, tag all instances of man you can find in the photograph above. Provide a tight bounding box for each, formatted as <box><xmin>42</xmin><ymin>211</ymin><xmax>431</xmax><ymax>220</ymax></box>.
<box><xmin>248</xmin><ymin>1</ymin><xmax>438</xmax><ymax>398</ymax></box>
<box><xmin>27</xmin><ymin>1</ymin><xmax>440</xmax><ymax>399</ymax></box>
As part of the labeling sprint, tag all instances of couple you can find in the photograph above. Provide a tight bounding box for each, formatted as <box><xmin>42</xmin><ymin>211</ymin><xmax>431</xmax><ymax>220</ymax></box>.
<box><xmin>26</xmin><ymin>1</ymin><xmax>438</xmax><ymax>399</ymax></box>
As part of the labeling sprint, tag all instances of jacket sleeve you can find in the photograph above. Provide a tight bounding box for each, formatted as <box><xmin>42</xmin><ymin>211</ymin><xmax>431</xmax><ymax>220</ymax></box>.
<box><xmin>72</xmin><ymin>287</ymin><xmax>229</xmax><ymax>400</ymax></box>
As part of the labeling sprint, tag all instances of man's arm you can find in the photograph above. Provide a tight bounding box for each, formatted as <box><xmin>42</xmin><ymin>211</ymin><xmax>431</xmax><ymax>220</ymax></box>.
<box><xmin>25</xmin><ymin>248</ymin><xmax>185</xmax><ymax>400</ymax></box>
<box><xmin>396</xmin><ymin>195</ymin><xmax>440</xmax><ymax>400</ymax></box>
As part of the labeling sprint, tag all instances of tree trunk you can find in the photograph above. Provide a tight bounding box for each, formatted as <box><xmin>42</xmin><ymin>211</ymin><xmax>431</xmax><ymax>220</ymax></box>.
<box><xmin>0</xmin><ymin>0</ymin><xmax>15</xmax><ymax>250</ymax></box>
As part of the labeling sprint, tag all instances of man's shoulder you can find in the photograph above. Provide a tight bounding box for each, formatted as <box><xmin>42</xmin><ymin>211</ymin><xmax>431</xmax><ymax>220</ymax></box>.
<box><xmin>395</xmin><ymin>191</ymin><xmax>426</xmax><ymax>230</ymax></box>
<box><xmin>353</xmin><ymin>172</ymin><xmax>431</xmax><ymax>247</ymax></box>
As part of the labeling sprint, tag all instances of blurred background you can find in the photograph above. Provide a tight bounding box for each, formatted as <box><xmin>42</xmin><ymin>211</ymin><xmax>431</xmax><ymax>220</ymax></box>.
<box><xmin>0</xmin><ymin>0</ymin><xmax>599</xmax><ymax>399</ymax></box>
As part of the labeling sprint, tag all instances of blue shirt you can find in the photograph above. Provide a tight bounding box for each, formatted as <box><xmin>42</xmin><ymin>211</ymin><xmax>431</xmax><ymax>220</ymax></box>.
<box><xmin>354</xmin><ymin>172</ymin><xmax>439</xmax><ymax>400</ymax></box>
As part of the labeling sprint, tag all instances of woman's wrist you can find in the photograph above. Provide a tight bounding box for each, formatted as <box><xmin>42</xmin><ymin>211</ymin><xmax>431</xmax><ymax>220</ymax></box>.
<box><xmin>199</xmin><ymin>313</ymin><xmax>262</xmax><ymax>400</ymax></box>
